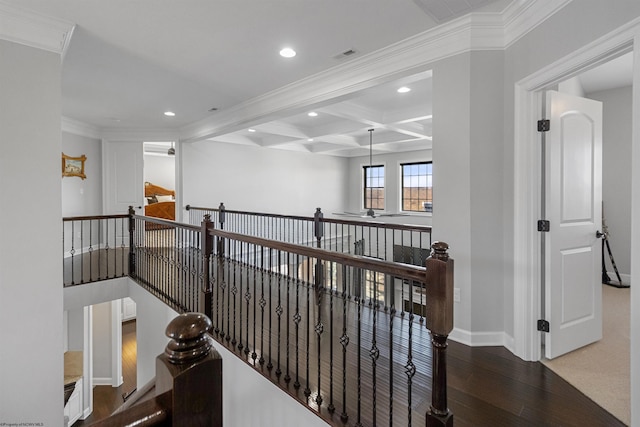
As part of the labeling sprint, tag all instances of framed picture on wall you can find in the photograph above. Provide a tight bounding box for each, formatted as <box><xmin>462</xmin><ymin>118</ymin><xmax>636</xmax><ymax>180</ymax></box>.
<box><xmin>62</xmin><ymin>153</ymin><xmax>87</xmax><ymax>180</ymax></box>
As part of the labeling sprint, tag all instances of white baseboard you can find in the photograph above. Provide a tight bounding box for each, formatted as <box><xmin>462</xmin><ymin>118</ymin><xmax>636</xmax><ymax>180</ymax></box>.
<box><xmin>93</xmin><ymin>377</ymin><xmax>113</xmax><ymax>386</ymax></box>
<box><xmin>82</xmin><ymin>407</ymin><xmax>92</xmax><ymax>420</ymax></box>
<box><xmin>449</xmin><ymin>328</ymin><xmax>514</xmax><ymax>349</ymax></box>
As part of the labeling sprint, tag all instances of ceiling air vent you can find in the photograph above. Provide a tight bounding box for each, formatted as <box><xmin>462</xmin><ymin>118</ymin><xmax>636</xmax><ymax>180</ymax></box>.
<box><xmin>333</xmin><ymin>49</ymin><xmax>357</xmax><ymax>60</ymax></box>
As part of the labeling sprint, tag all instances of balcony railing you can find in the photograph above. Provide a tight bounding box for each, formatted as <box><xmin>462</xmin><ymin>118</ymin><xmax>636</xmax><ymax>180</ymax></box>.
<box><xmin>63</xmin><ymin>214</ymin><xmax>129</xmax><ymax>286</ymax></box>
<box><xmin>186</xmin><ymin>204</ymin><xmax>433</xmax><ymax>266</ymax></box>
<box><xmin>62</xmin><ymin>210</ymin><xmax>453</xmax><ymax>426</ymax></box>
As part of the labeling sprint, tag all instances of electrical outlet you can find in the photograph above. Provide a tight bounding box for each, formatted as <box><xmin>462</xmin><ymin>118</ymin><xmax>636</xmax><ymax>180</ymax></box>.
<box><xmin>453</xmin><ymin>287</ymin><xmax>461</xmax><ymax>303</ymax></box>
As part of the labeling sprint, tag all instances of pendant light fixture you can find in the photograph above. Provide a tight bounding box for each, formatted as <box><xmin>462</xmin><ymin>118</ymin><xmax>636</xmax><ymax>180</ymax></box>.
<box><xmin>167</xmin><ymin>141</ymin><xmax>175</xmax><ymax>156</ymax></box>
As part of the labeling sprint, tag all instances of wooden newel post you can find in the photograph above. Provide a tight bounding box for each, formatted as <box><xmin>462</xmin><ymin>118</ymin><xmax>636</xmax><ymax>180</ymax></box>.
<box><xmin>425</xmin><ymin>241</ymin><xmax>454</xmax><ymax>427</ymax></box>
<box><xmin>128</xmin><ymin>206</ymin><xmax>136</xmax><ymax>278</ymax></box>
<box><xmin>156</xmin><ymin>312</ymin><xmax>223</xmax><ymax>426</ymax></box>
<box><xmin>200</xmin><ymin>214</ymin><xmax>214</xmax><ymax>325</ymax></box>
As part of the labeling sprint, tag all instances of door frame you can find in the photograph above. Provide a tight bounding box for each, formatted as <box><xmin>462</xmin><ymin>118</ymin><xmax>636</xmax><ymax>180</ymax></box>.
<box><xmin>512</xmin><ymin>22</ymin><xmax>639</xmax><ymax>362</ymax></box>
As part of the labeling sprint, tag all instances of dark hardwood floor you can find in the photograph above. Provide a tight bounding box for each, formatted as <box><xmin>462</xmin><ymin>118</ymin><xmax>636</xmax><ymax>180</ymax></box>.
<box><xmin>73</xmin><ymin>306</ymin><xmax>624</xmax><ymax>427</ymax></box>
<box><xmin>74</xmin><ymin>320</ymin><xmax>137</xmax><ymax>426</ymax></box>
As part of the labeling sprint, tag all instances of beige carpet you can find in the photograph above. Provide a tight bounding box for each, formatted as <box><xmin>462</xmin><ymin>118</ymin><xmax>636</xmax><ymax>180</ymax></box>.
<box><xmin>543</xmin><ymin>284</ymin><xmax>630</xmax><ymax>425</ymax></box>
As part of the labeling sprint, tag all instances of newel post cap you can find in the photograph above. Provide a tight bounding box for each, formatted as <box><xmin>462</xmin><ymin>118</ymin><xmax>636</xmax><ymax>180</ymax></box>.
<box><xmin>165</xmin><ymin>312</ymin><xmax>213</xmax><ymax>364</ymax></box>
<box><xmin>430</xmin><ymin>241</ymin><xmax>449</xmax><ymax>261</ymax></box>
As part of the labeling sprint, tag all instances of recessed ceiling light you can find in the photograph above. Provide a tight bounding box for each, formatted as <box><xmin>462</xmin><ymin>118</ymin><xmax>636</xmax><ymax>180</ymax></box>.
<box><xmin>248</xmin><ymin>128</ymin><xmax>256</xmax><ymax>132</ymax></box>
<box><xmin>164</xmin><ymin>111</ymin><xmax>176</xmax><ymax>117</ymax></box>
<box><xmin>308</xmin><ymin>112</ymin><xmax>318</xmax><ymax>117</ymax></box>
<box><xmin>279</xmin><ymin>47</ymin><xmax>296</xmax><ymax>58</ymax></box>
<box><xmin>397</xmin><ymin>87</ymin><xmax>411</xmax><ymax>93</ymax></box>
<box><xmin>307</xmin><ymin>138</ymin><xmax>314</xmax><ymax>142</ymax></box>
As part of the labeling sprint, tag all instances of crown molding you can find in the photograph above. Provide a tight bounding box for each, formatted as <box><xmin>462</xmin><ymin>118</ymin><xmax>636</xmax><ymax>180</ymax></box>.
<box><xmin>102</xmin><ymin>129</ymin><xmax>180</xmax><ymax>142</ymax></box>
<box><xmin>502</xmin><ymin>0</ymin><xmax>572</xmax><ymax>48</ymax></box>
<box><xmin>180</xmin><ymin>1</ymin><xmax>565</xmax><ymax>144</ymax></box>
<box><xmin>0</xmin><ymin>1</ymin><xmax>75</xmax><ymax>55</ymax></box>
<box><xmin>62</xmin><ymin>116</ymin><xmax>102</xmax><ymax>140</ymax></box>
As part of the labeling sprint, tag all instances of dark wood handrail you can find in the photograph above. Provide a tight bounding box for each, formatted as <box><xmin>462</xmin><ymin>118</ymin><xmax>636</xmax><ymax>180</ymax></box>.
<box><xmin>63</xmin><ymin>213</ymin><xmax>129</xmax><ymax>222</ymax></box>
<box><xmin>186</xmin><ymin>204</ymin><xmax>433</xmax><ymax>233</ymax></box>
<box><xmin>208</xmin><ymin>226</ymin><xmax>428</xmax><ymax>283</ymax></box>
<box><xmin>89</xmin><ymin>392</ymin><xmax>171</xmax><ymax>427</ymax></box>
<box><xmin>132</xmin><ymin>214</ymin><xmax>200</xmax><ymax>231</ymax></box>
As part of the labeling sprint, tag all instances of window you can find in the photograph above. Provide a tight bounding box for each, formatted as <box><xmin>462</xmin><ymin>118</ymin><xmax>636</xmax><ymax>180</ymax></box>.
<box><xmin>401</xmin><ymin>162</ymin><xmax>432</xmax><ymax>212</ymax></box>
<box><xmin>364</xmin><ymin>269</ymin><xmax>385</xmax><ymax>303</ymax></box>
<box><xmin>363</xmin><ymin>165</ymin><xmax>385</xmax><ymax>210</ymax></box>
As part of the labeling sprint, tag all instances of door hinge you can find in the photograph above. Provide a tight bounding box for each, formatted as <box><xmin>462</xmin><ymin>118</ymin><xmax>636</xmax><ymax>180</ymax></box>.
<box><xmin>537</xmin><ymin>319</ymin><xmax>550</xmax><ymax>332</ymax></box>
<box><xmin>538</xmin><ymin>119</ymin><xmax>550</xmax><ymax>132</ymax></box>
<box><xmin>537</xmin><ymin>220</ymin><xmax>550</xmax><ymax>232</ymax></box>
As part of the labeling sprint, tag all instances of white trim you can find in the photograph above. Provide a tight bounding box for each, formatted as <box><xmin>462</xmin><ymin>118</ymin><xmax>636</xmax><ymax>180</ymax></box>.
<box><xmin>0</xmin><ymin>1</ymin><xmax>74</xmax><ymax>54</ymax></box>
<box><xmin>449</xmin><ymin>328</ymin><xmax>513</xmax><ymax>348</ymax></box>
<box><xmin>92</xmin><ymin>377</ymin><xmax>113</xmax><ymax>386</ymax></box>
<box><xmin>513</xmin><ymin>21</ymin><xmax>640</xmax><ymax>362</ymax></box>
<box><xmin>111</xmin><ymin>300</ymin><xmax>123</xmax><ymax>387</ymax></box>
<box><xmin>102</xmin><ymin>129</ymin><xmax>180</xmax><ymax>142</ymax></box>
<box><xmin>62</xmin><ymin>116</ymin><xmax>101</xmax><ymax>140</ymax></box>
<box><xmin>82</xmin><ymin>305</ymin><xmax>93</xmax><ymax>420</ymax></box>
<box><xmin>502</xmin><ymin>0</ymin><xmax>572</xmax><ymax>48</ymax></box>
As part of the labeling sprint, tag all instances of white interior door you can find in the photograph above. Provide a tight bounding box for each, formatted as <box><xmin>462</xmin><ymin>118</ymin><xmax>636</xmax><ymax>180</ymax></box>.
<box><xmin>545</xmin><ymin>90</ymin><xmax>603</xmax><ymax>359</ymax></box>
<box><xmin>104</xmin><ymin>141</ymin><xmax>144</xmax><ymax>247</ymax></box>
<box><xmin>104</xmin><ymin>140</ymin><xmax>144</xmax><ymax>215</ymax></box>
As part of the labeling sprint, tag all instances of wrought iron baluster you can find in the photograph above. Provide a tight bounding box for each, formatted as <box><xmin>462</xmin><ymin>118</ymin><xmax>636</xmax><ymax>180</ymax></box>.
<box><xmin>340</xmin><ymin>264</ymin><xmax>349</xmax><ymax>423</ymax></box>
<box><xmin>251</xmin><ymin>245</ymin><xmax>258</xmax><ymax>363</ymax></box>
<box><xmin>284</xmin><ymin>251</ymin><xmax>292</xmax><ymax>384</ymax></box>
<box><xmin>405</xmin><ymin>280</ymin><xmax>416</xmax><ymax>427</ymax></box>
<box><xmin>389</xmin><ymin>302</ymin><xmax>395</xmax><ymax>427</ymax></box>
<box><xmin>231</xmin><ymin>239</ymin><xmax>238</xmax><ymax>347</ymax></box>
<box><xmin>105</xmin><ymin>218</ymin><xmax>110</xmax><ymax>280</ymax></box>
<box><xmin>259</xmin><ymin>247</ymin><xmax>266</xmax><ymax>366</ymax></box>
<box><xmin>267</xmin><ymin>248</ymin><xmax>273</xmax><ymax>371</ymax></box>
<box><xmin>304</xmin><ymin>256</ymin><xmax>311</xmax><ymax>399</ymax></box>
<box><xmin>89</xmin><ymin>219</ymin><xmax>93</xmax><ymax>283</ymax></box>
<box><xmin>244</xmin><ymin>241</ymin><xmax>251</xmax><ymax>357</ymax></box>
<box><xmin>225</xmin><ymin>237</ymin><xmax>231</xmax><ymax>342</ymax></box>
<box><xmin>370</xmin><ymin>269</ymin><xmax>380</xmax><ymax>426</ymax></box>
<box><xmin>315</xmin><ymin>257</ymin><xmax>323</xmax><ymax>405</ymax></box>
<box><xmin>293</xmin><ymin>253</ymin><xmax>301</xmax><ymax>390</ymax></box>
<box><xmin>328</xmin><ymin>261</ymin><xmax>335</xmax><ymax>414</ymax></box>
<box><xmin>275</xmin><ymin>250</ymin><xmax>282</xmax><ymax>377</ymax></box>
<box><xmin>215</xmin><ymin>235</ymin><xmax>221</xmax><ymax>335</ymax></box>
<box><xmin>356</xmin><ymin>287</ymin><xmax>362</xmax><ymax>427</ymax></box>
<box><xmin>237</xmin><ymin>239</ymin><xmax>244</xmax><ymax>352</ymax></box>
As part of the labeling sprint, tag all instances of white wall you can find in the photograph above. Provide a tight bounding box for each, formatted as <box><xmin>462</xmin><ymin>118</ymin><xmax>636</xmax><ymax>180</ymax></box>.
<box><xmin>128</xmin><ymin>281</ymin><xmax>179</xmax><ymax>387</ymax></box>
<box><xmin>62</xmin><ymin>132</ymin><xmax>103</xmax><ymax>217</ymax></box>
<box><xmin>182</xmin><ymin>141</ymin><xmax>348</xmax><ymax>217</ymax></box>
<box><xmin>587</xmin><ymin>85</ymin><xmax>632</xmax><ymax>278</ymax></box>
<box><xmin>469</xmin><ymin>50</ymin><xmax>506</xmax><ymax>337</ymax></box>
<box><xmin>431</xmin><ymin>52</ymin><xmax>474</xmax><ymax>338</ymax></box>
<box><xmin>0</xmin><ymin>39</ymin><xmax>64</xmax><ymax>424</ymax></box>
<box><xmin>144</xmin><ymin>154</ymin><xmax>175</xmax><ymax>191</ymax></box>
